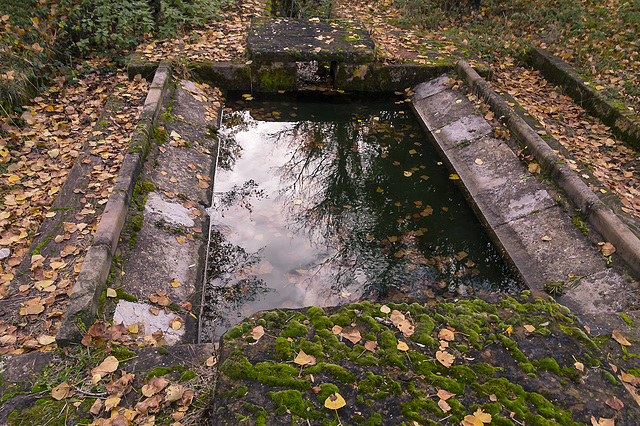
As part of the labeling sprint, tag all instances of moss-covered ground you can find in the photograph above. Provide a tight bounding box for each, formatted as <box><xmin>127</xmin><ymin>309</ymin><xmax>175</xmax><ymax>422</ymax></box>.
<box><xmin>214</xmin><ymin>292</ymin><xmax>640</xmax><ymax>425</ymax></box>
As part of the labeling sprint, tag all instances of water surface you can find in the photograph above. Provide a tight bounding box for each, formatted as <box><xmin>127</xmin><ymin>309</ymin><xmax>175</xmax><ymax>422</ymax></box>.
<box><xmin>200</xmin><ymin>95</ymin><xmax>522</xmax><ymax>340</ymax></box>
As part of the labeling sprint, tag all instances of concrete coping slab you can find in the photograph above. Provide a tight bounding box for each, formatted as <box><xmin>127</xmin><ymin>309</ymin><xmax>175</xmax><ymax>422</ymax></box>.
<box><xmin>247</xmin><ymin>17</ymin><xmax>375</xmax><ymax>63</ymax></box>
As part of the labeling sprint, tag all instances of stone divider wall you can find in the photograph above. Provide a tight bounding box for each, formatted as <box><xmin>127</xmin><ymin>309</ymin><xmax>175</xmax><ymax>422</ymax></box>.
<box><xmin>56</xmin><ymin>61</ymin><xmax>173</xmax><ymax>345</ymax></box>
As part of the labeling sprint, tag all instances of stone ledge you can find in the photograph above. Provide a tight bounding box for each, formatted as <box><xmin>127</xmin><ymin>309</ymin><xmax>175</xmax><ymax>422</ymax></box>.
<box><xmin>527</xmin><ymin>47</ymin><xmax>640</xmax><ymax>149</ymax></box>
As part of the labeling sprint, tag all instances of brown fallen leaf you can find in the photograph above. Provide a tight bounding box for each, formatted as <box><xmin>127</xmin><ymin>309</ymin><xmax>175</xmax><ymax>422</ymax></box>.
<box><xmin>89</xmin><ymin>398</ymin><xmax>102</xmax><ymax>415</ymax></box>
<box><xmin>342</xmin><ymin>329</ymin><xmax>361</xmax><ymax>344</ymax></box>
<box><xmin>605</xmin><ymin>396</ymin><xmax>624</xmax><ymax>411</ymax></box>
<box><xmin>251</xmin><ymin>325</ymin><xmax>265</xmax><ymax>341</ymax></box>
<box><xmin>136</xmin><ymin>394</ymin><xmax>162</xmax><ymax>415</ymax></box>
<box><xmin>437</xmin><ymin>389</ymin><xmax>455</xmax><ymax>400</ymax></box>
<box><xmin>438</xmin><ymin>398</ymin><xmax>451</xmax><ymax>413</ymax></box>
<box><xmin>165</xmin><ymin>384</ymin><xmax>185</xmax><ymax>403</ymax></box>
<box><xmin>612</xmin><ymin>330</ymin><xmax>631</xmax><ymax>346</ymax></box>
<box><xmin>601</xmin><ymin>242</ymin><xmax>616</xmax><ymax>256</ymax></box>
<box><xmin>51</xmin><ymin>381</ymin><xmax>71</xmax><ymax>400</ymax></box>
<box><xmin>104</xmin><ymin>396</ymin><xmax>121</xmax><ymax>411</ymax></box>
<box><xmin>142</xmin><ymin>377</ymin><xmax>169</xmax><ymax>397</ymax></box>
<box><xmin>591</xmin><ymin>417</ymin><xmax>615</xmax><ymax>426</ymax></box>
<box><xmin>438</xmin><ymin>328</ymin><xmax>455</xmax><ymax>341</ymax></box>
<box><xmin>332</xmin><ymin>325</ymin><xmax>343</xmax><ymax>335</ymax></box>
<box><xmin>91</xmin><ymin>355</ymin><xmax>119</xmax><ymax>379</ymax></box>
<box><xmin>436</xmin><ymin>350</ymin><xmax>454</xmax><ymax>367</ymax></box>
<box><xmin>462</xmin><ymin>408</ymin><xmax>492</xmax><ymax>426</ymax></box>
<box><xmin>364</xmin><ymin>340</ymin><xmax>377</xmax><ymax>353</ymax></box>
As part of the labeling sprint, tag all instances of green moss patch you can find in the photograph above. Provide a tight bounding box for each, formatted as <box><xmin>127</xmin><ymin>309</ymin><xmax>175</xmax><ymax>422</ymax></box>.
<box><xmin>211</xmin><ymin>293</ymin><xmax>638</xmax><ymax>425</ymax></box>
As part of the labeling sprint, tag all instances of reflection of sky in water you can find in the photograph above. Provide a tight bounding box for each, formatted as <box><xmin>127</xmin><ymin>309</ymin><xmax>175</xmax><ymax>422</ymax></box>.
<box><xmin>202</xmin><ymin>102</ymin><xmax>522</xmax><ymax>340</ymax></box>
<box><xmin>212</xmin><ymin>118</ymin><xmax>352</xmax><ymax>310</ymax></box>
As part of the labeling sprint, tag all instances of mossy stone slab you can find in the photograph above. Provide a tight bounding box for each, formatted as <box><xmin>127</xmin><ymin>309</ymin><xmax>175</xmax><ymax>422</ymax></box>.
<box><xmin>212</xmin><ymin>294</ymin><xmax>640</xmax><ymax>425</ymax></box>
<box><xmin>247</xmin><ymin>17</ymin><xmax>375</xmax><ymax>63</ymax></box>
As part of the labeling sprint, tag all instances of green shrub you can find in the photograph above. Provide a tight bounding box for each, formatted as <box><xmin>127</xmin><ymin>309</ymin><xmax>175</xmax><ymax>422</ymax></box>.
<box><xmin>58</xmin><ymin>0</ymin><xmax>232</xmax><ymax>56</ymax></box>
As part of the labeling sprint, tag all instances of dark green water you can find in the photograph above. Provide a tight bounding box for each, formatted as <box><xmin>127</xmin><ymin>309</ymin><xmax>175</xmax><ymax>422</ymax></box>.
<box><xmin>200</xmin><ymin>94</ymin><xmax>522</xmax><ymax>341</ymax></box>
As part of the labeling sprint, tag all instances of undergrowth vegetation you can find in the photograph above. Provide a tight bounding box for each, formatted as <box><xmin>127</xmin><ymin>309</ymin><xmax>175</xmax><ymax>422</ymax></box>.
<box><xmin>0</xmin><ymin>0</ymin><xmax>232</xmax><ymax>113</ymax></box>
<box><xmin>391</xmin><ymin>0</ymin><xmax>639</xmax><ymax>110</ymax></box>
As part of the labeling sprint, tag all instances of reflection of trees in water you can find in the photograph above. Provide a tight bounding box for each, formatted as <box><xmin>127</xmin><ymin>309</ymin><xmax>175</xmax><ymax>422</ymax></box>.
<box><xmin>201</xmin><ymin>228</ymin><xmax>272</xmax><ymax>338</ymax></box>
<box><xmin>271</xmin><ymin>114</ymin><xmax>447</xmax><ymax>297</ymax></box>
<box><xmin>216</xmin><ymin>179</ymin><xmax>267</xmax><ymax>215</ymax></box>
<box><xmin>217</xmin><ymin>110</ymin><xmax>256</xmax><ymax>171</ymax></box>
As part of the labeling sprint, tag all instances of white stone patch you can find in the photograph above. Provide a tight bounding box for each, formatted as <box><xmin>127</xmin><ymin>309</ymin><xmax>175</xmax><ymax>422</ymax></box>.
<box><xmin>145</xmin><ymin>191</ymin><xmax>195</xmax><ymax>228</ymax></box>
<box><xmin>113</xmin><ymin>300</ymin><xmax>184</xmax><ymax>345</ymax></box>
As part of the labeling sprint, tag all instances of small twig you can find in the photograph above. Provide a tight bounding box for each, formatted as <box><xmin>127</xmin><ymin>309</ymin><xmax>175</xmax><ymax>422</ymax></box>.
<box><xmin>72</xmin><ymin>387</ymin><xmax>108</xmax><ymax>398</ymax></box>
<box><xmin>438</xmin><ymin>414</ymin><xmax>452</xmax><ymax>422</ymax></box>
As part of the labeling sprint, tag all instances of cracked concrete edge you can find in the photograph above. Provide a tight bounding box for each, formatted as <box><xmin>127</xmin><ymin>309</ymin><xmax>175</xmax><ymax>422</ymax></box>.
<box><xmin>526</xmin><ymin>47</ymin><xmax>640</xmax><ymax>150</ymax></box>
<box><xmin>456</xmin><ymin>60</ymin><xmax>640</xmax><ymax>279</ymax></box>
<box><xmin>56</xmin><ymin>61</ymin><xmax>173</xmax><ymax>346</ymax></box>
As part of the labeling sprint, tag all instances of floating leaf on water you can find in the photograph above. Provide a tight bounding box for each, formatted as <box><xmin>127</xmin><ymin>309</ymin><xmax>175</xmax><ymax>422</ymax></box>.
<box><xmin>403</xmin><ymin>171</ymin><xmax>413</xmax><ymax>177</ymax></box>
<box><xmin>449</xmin><ymin>174</ymin><xmax>460</xmax><ymax>180</ymax></box>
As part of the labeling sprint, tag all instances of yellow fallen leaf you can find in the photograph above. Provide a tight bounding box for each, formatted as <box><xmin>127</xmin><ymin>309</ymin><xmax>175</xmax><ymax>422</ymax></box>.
<box><xmin>294</xmin><ymin>350</ymin><xmax>316</xmax><ymax>366</ymax></box>
<box><xmin>170</xmin><ymin>279</ymin><xmax>181</xmax><ymax>287</ymax></box>
<box><xmin>104</xmin><ymin>396</ymin><xmax>121</xmax><ymax>411</ymax></box>
<box><xmin>106</xmin><ymin>288</ymin><xmax>117</xmax><ymax>298</ymax></box>
<box><xmin>397</xmin><ymin>341</ymin><xmax>409</xmax><ymax>351</ymax></box>
<box><xmin>524</xmin><ymin>324</ymin><xmax>536</xmax><ymax>333</ymax></box>
<box><xmin>324</xmin><ymin>393</ymin><xmax>346</xmax><ymax>410</ymax></box>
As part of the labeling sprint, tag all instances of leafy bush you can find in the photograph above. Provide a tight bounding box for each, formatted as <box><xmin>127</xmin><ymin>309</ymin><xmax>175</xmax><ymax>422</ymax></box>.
<box><xmin>59</xmin><ymin>0</ymin><xmax>232</xmax><ymax>56</ymax></box>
